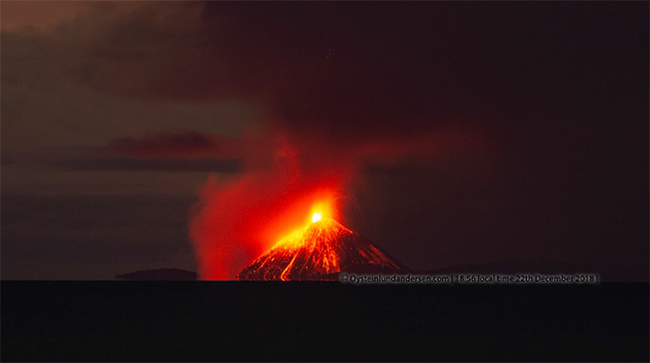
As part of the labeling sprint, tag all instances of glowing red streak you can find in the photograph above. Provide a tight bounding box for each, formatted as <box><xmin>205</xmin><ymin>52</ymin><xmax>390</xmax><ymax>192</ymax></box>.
<box><xmin>238</xmin><ymin>209</ymin><xmax>401</xmax><ymax>281</ymax></box>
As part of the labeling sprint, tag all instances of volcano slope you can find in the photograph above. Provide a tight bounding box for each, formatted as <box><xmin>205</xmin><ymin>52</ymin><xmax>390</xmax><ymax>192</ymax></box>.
<box><xmin>238</xmin><ymin>218</ymin><xmax>403</xmax><ymax>281</ymax></box>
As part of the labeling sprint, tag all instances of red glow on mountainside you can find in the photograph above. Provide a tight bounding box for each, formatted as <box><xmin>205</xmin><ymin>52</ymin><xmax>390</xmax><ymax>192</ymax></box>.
<box><xmin>238</xmin><ymin>210</ymin><xmax>401</xmax><ymax>281</ymax></box>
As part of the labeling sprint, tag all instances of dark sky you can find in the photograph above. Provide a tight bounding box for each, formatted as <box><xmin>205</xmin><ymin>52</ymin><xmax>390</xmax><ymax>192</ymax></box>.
<box><xmin>2</xmin><ymin>2</ymin><xmax>647</xmax><ymax>280</ymax></box>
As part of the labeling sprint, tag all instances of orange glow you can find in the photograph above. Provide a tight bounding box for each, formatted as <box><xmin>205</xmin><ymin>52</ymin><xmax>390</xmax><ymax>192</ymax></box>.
<box><xmin>307</xmin><ymin>195</ymin><xmax>336</xmax><ymax>224</ymax></box>
<box><xmin>239</xmin><ymin>191</ymin><xmax>401</xmax><ymax>281</ymax></box>
<box><xmin>190</xmin><ymin>158</ymin><xmax>349</xmax><ymax>280</ymax></box>
<box><xmin>255</xmin><ymin>188</ymin><xmax>341</xmax><ymax>252</ymax></box>
<box><xmin>242</xmin><ymin>217</ymin><xmax>348</xmax><ymax>280</ymax></box>
<box><xmin>238</xmin><ymin>215</ymin><xmax>401</xmax><ymax>281</ymax></box>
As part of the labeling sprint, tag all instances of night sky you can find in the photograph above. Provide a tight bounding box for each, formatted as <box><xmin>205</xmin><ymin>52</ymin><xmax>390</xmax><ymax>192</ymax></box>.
<box><xmin>2</xmin><ymin>2</ymin><xmax>647</xmax><ymax>280</ymax></box>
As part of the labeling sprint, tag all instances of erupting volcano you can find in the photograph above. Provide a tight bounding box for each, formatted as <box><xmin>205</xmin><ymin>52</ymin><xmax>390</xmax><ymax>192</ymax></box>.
<box><xmin>238</xmin><ymin>212</ymin><xmax>403</xmax><ymax>281</ymax></box>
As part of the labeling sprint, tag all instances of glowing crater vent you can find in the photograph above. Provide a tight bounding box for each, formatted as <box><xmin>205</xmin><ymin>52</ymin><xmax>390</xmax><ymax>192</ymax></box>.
<box><xmin>237</xmin><ymin>217</ymin><xmax>403</xmax><ymax>281</ymax></box>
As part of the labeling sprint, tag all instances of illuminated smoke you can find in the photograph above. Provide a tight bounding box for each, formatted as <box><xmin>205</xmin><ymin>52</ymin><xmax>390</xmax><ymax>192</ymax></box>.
<box><xmin>189</xmin><ymin>129</ymin><xmax>354</xmax><ymax>280</ymax></box>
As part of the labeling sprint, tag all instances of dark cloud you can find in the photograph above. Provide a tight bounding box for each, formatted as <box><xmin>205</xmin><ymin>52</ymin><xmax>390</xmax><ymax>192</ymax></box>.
<box><xmin>2</xmin><ymin>146</ymin><xmax>241</xmax><ymax>173</ymax></box>
<box><xmin>1</xmin><ymin>4</ymin><xmax>261</xmax><ymax>153</ymax></box>
<box><xmin>56</xmin><ymin>2</ymin><xmax>646</xmax><ymax>159</ymax></box>
<box><xmin>106</xmin><ymin>131</ymin><xmax>236</xmax><ymax>159</ymax></box>
<box><xmin>56</xmin><ymin>158</ymin><xmax>241</xmax><ymax>173</ymax></box>
<box><xmin>200</xmin><ymin>2</ymin><xmax>647</xmax><ymax>155</ymax></box>
<box><xmin>30</xmin><ymin>3</ymin><xmax>484</xmax><ymax>144</ymax></box>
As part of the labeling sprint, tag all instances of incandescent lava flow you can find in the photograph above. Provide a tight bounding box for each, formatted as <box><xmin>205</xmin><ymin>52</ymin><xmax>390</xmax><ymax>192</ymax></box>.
<box><xmin>238</xmin><ymin>211</ymin><xmax>403</xmax><ymax>281</ymax></box>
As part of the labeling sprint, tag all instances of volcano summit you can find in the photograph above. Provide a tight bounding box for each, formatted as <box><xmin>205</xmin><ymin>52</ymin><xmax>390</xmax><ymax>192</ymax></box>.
<box><xmin>238</xmin><ymin>216</ymin><xmax>403</xmax><ymax>281</ymax></box>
